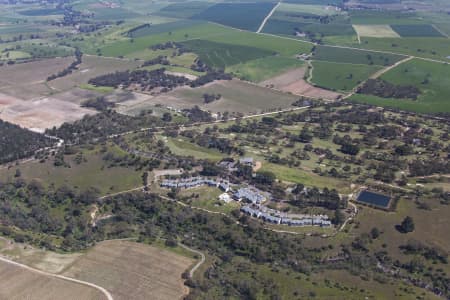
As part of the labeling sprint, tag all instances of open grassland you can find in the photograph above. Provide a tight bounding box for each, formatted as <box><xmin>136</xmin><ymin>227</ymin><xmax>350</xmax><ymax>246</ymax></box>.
<box><xmin>0</xmin><ymin>260</ymin><xmax>107</xmax><ymax>300</ymax></box>
<box><xmin>310</xmin><ymin>60</ymin><xmax>381</xmax><ymax>91</ymax></box>
<box><xmin>312</xmin><ymin>45</ymin><xmax>405</xmax><ymax>66</ymax></box>
<box><xmin>161</xmin><ymin>135</ymin><xmax>225</xmax><ymax>161</ymax></box>
<box><xmin>352</xmin><ymin>58</ymin><xmax>450</xmax><ymax>113</ymax></box>
<box><xmin>390</xmin><ymin>24</ymin><xmax>444</xmax><ymax>37</ymax></box>
<box><xmin>180</xmin><ymin>39</ymin><xmax>274</xmax><ymax>69</ymax></box>
<box><xmin>227</xmin><ymin>56</ymin><xmax>304</xmax><ymax>82</ymax></box>
<box><xmin>192</xmin><ymin>2</ymin><xmax>276</xmax><ymax>31</ymax></box>
<box><xmin>353</xmin><ymin>24</ymin><xmax>400</xmax><ymax>38</ymax></box>
<box><xmin>63</xmin><ymin>240</ymin><xmax>194</xmax><ymax>300</ymax></box>
<box><xmin>0</xmin><ymin>144</ymin><xmax>142</xmax><ymax>195</ymax></box>
<box><xmin>261</xmin><ymin>162</ymin><xmax>350</xmax><ymax>193</ymax></box>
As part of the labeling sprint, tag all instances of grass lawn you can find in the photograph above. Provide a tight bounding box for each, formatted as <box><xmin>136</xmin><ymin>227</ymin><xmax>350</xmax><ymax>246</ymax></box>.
<box><xmin>179</xmin><ymin>186</ymin><xmax>240</xmax><ymax>214</ymax></box>
<box><xmin>310</xmin><ymin>60</ymin><xmax>381</xmax><ymax>92</ymax></box>
<box><xmin>261</xmin><ymin>162</ymin><xmax>350</xmax><ymax>193</ymax></box>
<box><xmin>161</xmin><ymin>136</ymin><xmax>225</xmax><ymax>161</ymax></box>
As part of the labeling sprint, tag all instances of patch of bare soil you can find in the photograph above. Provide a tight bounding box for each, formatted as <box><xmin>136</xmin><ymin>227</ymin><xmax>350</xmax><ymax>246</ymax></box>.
<box><xmin>63</xmin><ymin>240</ymin><xmax>194</xmax><ymax>300</ymax></box>
<box><xmin>0</xmin><ymin>93</ymin><xmax>96</xmax><ymax>132</ymax></box>
<box><xmin>260</xmin><ymin>68</ymin><xmax>342</xmax><ymax>100</ymax></box>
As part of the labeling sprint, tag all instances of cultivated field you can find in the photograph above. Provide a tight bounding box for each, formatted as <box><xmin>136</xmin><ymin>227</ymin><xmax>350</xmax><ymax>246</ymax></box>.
<box><xmin>0</xmin><ymin>260</ymin><xmax>107</xmax><ymax>300</ymax></box>
<box><xmin>49</xmin><ymin>55</ymin><xmax>141</xmax><ymax>93</ymax></box>
<box><xmin>353</xmin><ymin>25</ymin><xmax>400</xmax><ymax>38</ymax></box>
<box><xmin>260</xmin><ymin>68</ymin><xmax>342</xmax><ymax>100</ymax></box>
<box><xmin>63</xmin><ymin>240</ymin><xmax>194</xmax><ymax>300</ymax></box>
<box><xmin>310</xmin><ymin>60</ymin><xmax>381</xmax><ymax>92</ymax></box>
<box><xmin>0</xmin><ymin>93</ymin><xmax>95</xmax><ymax>132</ymax></box>
<box><xmin>0</xmin><ymin>57</ymin><xmax>73</xmax><ymax>100</ymax></box>
<box><xmin>121</xmin><ymin>79</ymin><xmax>299</xmax><ymax>115</ymax></box>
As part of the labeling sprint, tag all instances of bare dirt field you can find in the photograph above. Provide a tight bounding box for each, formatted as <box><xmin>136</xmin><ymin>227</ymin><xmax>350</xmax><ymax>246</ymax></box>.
<box><xmin>260</xmin><ymin>68</ymin><xmax>342</xmax><ymax>100</ymax></box>
<box><xmin>119</xmin><ymin>79</ymin><xmax>299</xmax><ymax>115</ymax></box>
<box><xmin>0</xmin><ymin>260</ymin><xmax>107</xmax><ymax>300</ymax></box>
<box><xmin>0</xmin><ymin>92</ymin><xmax>95</xmax><ymax>132</ymax></box>
<box><xmin>0</xmin><ymin>57</ymin><xmax>73</xmax><ymax>100</ymax></box>
<box><xmin>63</xmin><ymin>240</ymin><xmax>194</xmax><ymax>300</ymax></box>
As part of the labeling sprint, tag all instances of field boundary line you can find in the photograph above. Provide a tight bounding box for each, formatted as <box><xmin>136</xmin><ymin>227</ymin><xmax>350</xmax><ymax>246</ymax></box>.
<box><xmin>257</xmin><ymin>2</ymin><xmax>281</xmax><ymax>33</ymax></box>
<box><xmin>0</xmin><ymin>255</ymin><xmax>113</xmax><ymax>300</ymax></box>
<box><xmin>431</xmin><ymin>24</ymin><xmax>449</xmax><ymax>38</ymax></box>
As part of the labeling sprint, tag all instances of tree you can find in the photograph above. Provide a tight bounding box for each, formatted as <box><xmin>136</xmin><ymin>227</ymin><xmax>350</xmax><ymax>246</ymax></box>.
<box><xmin>399</xmin><ymin>216</ymin><xmax>415</xmax><ymax>233</ymax></box>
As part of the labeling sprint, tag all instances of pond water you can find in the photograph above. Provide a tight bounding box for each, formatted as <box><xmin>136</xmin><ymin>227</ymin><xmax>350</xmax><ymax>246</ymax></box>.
<box><xmin>357</xmin><ymin>190</ymin><xmax>391</xmax><ymax>208</ymax></box>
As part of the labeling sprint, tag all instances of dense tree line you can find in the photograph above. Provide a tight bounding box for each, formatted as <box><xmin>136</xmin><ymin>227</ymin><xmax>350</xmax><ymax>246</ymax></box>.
<box><xmin>0</xmin><ymin>120</ymin><xmax>53</xmax><ymax>163</ymax></box>
<box><xmin>88</xmin><ymin>68</ymin><xmax>190</xmax><ymax>91</ymax></box>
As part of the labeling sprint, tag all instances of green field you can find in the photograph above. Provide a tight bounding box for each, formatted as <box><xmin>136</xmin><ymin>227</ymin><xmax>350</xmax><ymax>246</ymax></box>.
<box><xmin>350</xmin><ymin>11</ymin><xmax>427</xmax><ymax>25</ymax></box>
<box><xmin>351</xmin><ymin>59</ymin><xmax>450</xmax><ymax>113</ymax></box>
<box><xmin>156</xmin><ymin>2</ymin><xmax>212</xmax><ymax>19</ymax></box>
<box><xmin>390</xmin><ymin>24</ymin><xmax>444</xmax><ymax>37</ymax></box>
<box><xmin>313</xmin><ymin>45</ymin><xmax>405</xmax><ymax>66</ymax></box>
<box><xmin>226</xmin><ymin>56</ymin><xmax>304</xmax><ymax>82</ymax></box>
<box><xmin>180</xmin><ymin>39</ymin><xmax>274</xmax><ymax>69</ymax></box>
<box><xmin>192</xmin><ymin>2</ymin><xmax>276</xmax><ymax>31</ymax></box>
<box><xmin>358</xmin><ymin>37</ymin><xmax>450</xmax><ymax>61</ymax></box>
<box><xmin>311</xmin><ymin>60</ymin><xmax>381</xmax><ymax>91</ymax></box>
<box><xmin>263</xmin><ymin>19</ymin><xmax>355</xmax><ymax>38</ymax></box>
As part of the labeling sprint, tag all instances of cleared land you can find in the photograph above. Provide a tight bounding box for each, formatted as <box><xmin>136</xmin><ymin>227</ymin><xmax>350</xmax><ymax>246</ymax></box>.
<box><xmin>63</xmin><ymin>240</ymin><xmax>194</xmax><ymax>300</ymax></box>
<box><xmin>0</xmin><ymin>260</ymin><xmax>106</xmax><ymax>300</ymax></box>
<box><xmin>0</xmin><ymin>93</ymin><xmax>95</xmax><ymax>132</ymax></box>
<box><xmin>0</xmin><ymin>57</ymin><xmax>73</xmax><ymax>100</ymax></box>
<box><xmin>352</xmin><ymin>24</ymin><xmax>400</xmax><ymax>38</ymax></box>
<box><xmin>260</xmin><ymin>68</ymin><xmax>342</xmax><ymax>100</ymax></box>
<box><xmin>122</xmin><ymin>79</ymin><xmax>299</xmax><ymax>115</ymax></box>
<box><xmin>226</xmin><ymin>56</ymin><xmax>305</xmax><ymax>82</ymax></box>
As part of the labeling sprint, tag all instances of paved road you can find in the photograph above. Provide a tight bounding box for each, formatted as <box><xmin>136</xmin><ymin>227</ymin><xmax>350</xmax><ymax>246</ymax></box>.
<box><xmin>0</xmin><ymin>255</ymin><xmax>113</xmax><ymax>300</ymax></box>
